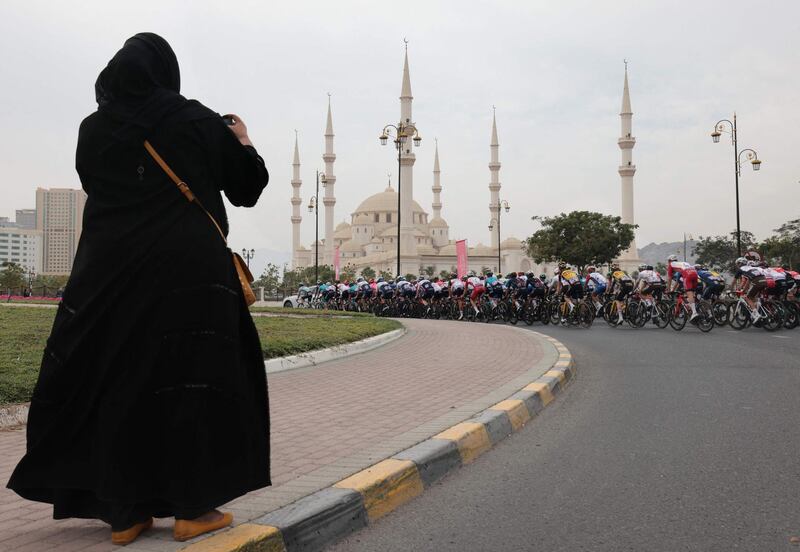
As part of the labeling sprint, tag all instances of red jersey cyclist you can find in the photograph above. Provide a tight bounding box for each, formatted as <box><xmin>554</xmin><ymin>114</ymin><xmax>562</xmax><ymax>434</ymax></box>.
<box><xmin>665</xmin><ymin>254</ymin><xmax>699</xmax><ymax>322</ymax></box>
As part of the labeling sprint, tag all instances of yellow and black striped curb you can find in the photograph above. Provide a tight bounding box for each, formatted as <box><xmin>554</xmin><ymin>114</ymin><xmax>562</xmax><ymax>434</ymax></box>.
<box><xmin>180</xmin><ymin>333</ymin><xmax>574</xmax><ymax>552</ymax></box>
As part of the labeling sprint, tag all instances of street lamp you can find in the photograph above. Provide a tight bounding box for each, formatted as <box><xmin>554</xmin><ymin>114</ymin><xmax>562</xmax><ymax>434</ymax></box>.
<box><xmin>240</xmin><ymin>248</ymin><xmax>255</xmax><ymax>269</ymax></box>
<box><xmin>379</xmin><ymin>119</ymin><xmax>422</xmax><ymax>278</ymax></box>
<box><xmin>710</xmin><ymin>114</ymin><xmax>762</xmax><ymax>256</ymax></box>
<box><xmin>307</xmin><ymin>170</ymin><xmax>327</xmax><ymax>284</ymax></box>
<box><xmin>683</xmin><ymin>233</ymin><xmax>693</xmax><ymax>262</ymax></box>
<box><xmin>487</xmin><ymin>199</ymin><xmax>510</xmax><ymax>274</ymax></box>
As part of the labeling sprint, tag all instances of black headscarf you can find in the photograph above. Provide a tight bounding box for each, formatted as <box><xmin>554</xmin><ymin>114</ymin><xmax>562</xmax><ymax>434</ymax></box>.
<box><xmin>95</xmin><ymin>33</ymin><xmax>211</xmax><ymax>143</ymax></box>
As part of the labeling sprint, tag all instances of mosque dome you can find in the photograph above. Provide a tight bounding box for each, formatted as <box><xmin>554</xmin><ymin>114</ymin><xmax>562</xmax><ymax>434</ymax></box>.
<box><xmin>500</xmin><ymin>237</ymin><xmax>522</xmax><ymax>249</ymax></box>
<box><xmin>429</xmin><ymin>217</ymin><xmax>449</xmax><ymax>228</ymax></box>
<box><xmin>354</xmin><ymin>186</ymin><xmax>428</xmax><ymax>217</ymax></box>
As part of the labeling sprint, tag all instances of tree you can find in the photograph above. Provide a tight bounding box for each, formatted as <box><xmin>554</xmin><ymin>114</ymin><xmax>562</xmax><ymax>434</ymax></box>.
<box><xmin>361</xmin><ymin>266</ymin><xmax>376</xmax><ymax>279</ymax></box>
<box><xmin>422</xmin><ymin>265</ymin><xmax>435</xmax><ymax>278</ymax></box>
<box><xmin>768</xmin><ymin>217</ymin><xmax>800</xmax><ymax>268</ymax></box>
<box><xmin>0</xmin><ymin>262</ymin><xmax>26</xmax><ymax>291</ymax></box>
<box><xmin>378</xmin><ymin>269</ymin><xmax>393</xmax><ymax>281</ymax></box>
<box><xmin>339</xmin><ymin>264</ymin><xmax>356</xmax><ymax>282</ymax></box>
<box><xmin>438</xmin><ymin>269</ymin><xmax>451</xmax><ymax>280</ymax></box>
<box><xmin>524</xmin><ymin>211</ymin><xmax>636</xmax><ymax>273</ymax></box>
<box><xmin>404</xmin><ymin>273</ymin><xmax>416</xmax><ymax>281</ymax></box>
<box><xmin>254</xmin><ymin>263</ymin><xmax>281</xmax><ymax>296</ymax></box>
<box><xmin>693</xmin><ymin>230</ymin><xmax>757</xmax><ymax>272</ymax></box>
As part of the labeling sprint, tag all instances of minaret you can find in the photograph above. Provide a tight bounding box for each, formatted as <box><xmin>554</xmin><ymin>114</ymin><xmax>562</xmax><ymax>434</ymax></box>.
<box><xmin>398</xmin><ymin>47</ymin><xmax>418</xmax><ymax>270</ymax></box>
<box><xmin>432</xmin><ymin>140</ymin><xmax>442</xmax><ymax>219</ymax></box>
<box><xmin>290</xmin><ymin>132</ymin><xmax>303</xmax><ymax>269</ymax></box>
<box><xmin>617</xmin><ymin>62</ymin><xmax>640</xmax><ymax>267</ymax></box>
<box><xmin>322</xmin><ymin>95</ymin><xmax>337</xmax><ymax>265</ymax></box>
<box><xmin>488</xmin><ymin>108</ymin><xmax>501</xmax><ymax>249</ymax></box>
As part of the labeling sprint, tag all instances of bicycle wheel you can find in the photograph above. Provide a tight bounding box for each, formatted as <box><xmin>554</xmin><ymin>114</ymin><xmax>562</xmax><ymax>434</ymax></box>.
<box><xmin>728</xmin><ymin>302</ymin><xmax>750</xmax><ymax>330</ymax></box>
<box><xmin>760</xmin><ymin>303</ymin><xmax>782</xmax><ymax>332</ymax></box>
<box><xmin>508</xmin><ymin>304</ymin><xmax>519</xmax><ymax>325</ymax></box>
<box><xmin>784</xmin><ymin>302</ymin><xmax>799</xmax><ymax>329</ymax></box>
<box><xmin>578</xmin><ymin>302</ymin><xmax>594</xmax><ymax>328</ymax></box>
<box><xmin>711</xmin><ymin>300</ymin><xmax>729</xmax><ymax>327</ymax></box>
<box><xmin>669</xmin><ymin>304</ymin><xmax>687</xmax><ymax>331</ymax></box>
<box><xmin>653</xmin><ymin>301</ymin><xmax>670</xmax><ymax>329</ymax></box>
<box><xmin>695</xmin><ymin>302</ymin><xmax>714</xmax><ymax>332</ymax></box>
<box><xmin>626</xmin><ymin>300</ymin><xmax>644</xmax><ymax>328</ymax></box>
<box><xmin>604</xmin><ymin>302</ymin><xmax>620</xmax><ymax>327</ymax></box>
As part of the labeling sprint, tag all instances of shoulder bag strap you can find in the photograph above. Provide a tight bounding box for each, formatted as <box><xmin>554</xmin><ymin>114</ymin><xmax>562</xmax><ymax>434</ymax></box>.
<box><xmin>143</xmin><ymin>140</ymin><xmax>227</xmax><ymax>245</ymax></box>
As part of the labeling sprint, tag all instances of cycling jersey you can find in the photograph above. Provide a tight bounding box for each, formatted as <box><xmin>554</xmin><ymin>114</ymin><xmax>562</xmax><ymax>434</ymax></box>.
<box><xmin>585</xmin><ymin>273</ymin><xmax>608</xmax><ymax>293</ymax></box>
<box><xmin>558</xmin><ymin>269</ymin><xmax>580</xmax><ymax>286</ymax></box>
<box><xmin>377</xmin><ymin>281</ymin><xmax>392</xmax><ymax>296</ymax></box>
<box><xmin>466</xmin><ymin>276</ymin><xmax>486</xmax><ymax>301</ymax></box>
<box><xmin>397</xmin><ymin>280</ymin><xmax>414</xmax><ymax>295</ymax></box>
<box><xmin>450</xmin><ymin>278</ymin><xmax>464</xmax><ymax>290</ymax></box>
<box><xmin>432</xmin><ymin>281</ymin><xmax>442</xmax><ymax>293</ymax></box>
<box><xmin>485</xmin><ymin>275</ymin><xmax>498</xmax><ymax>286</ymax></box>
<box><xmin>667</xmin><ymin>261</ymin><xmax>698</xmax><ymax>291</ymax></box>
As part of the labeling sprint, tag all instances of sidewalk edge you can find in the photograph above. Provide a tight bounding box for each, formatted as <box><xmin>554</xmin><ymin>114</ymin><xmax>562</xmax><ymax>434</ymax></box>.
<box><xmin>182</xmin><ymin>331</ymin><xmax>574</xmax><ymax>552</ymax></box>
<box><xmin>263</xmin><ymin>326</ymin><xmax>407</xmax><ymax>374</ymax></box>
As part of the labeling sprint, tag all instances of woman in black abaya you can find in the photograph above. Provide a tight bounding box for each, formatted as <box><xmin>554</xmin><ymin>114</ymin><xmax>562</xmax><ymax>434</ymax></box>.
<box><xmin>7</xmin><ymin>33</ymin><xmax>271</xmax><ymax>545</ymax></box>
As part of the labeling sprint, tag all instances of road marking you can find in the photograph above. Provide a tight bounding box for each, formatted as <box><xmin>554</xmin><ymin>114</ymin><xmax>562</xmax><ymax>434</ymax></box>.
<box><xmin>773</xmin><ymin>335</ymin><xmax>789</xmax><ymax>339</ymax></box>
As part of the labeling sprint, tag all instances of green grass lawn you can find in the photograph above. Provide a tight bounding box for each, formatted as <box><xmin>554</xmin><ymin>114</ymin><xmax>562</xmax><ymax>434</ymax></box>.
<box><xmin>249</xmin><ymin>306</ymin><xmax>374</xmax><ymax>317</ymax></box>
<box><xmin>0</xmin><ymin>306</ymin><xmax>400</xmax><ymax>405</ymax></box>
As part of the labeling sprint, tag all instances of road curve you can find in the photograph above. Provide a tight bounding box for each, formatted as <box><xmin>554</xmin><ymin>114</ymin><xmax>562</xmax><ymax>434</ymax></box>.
<box><xmin>327</xmin><ymin>324</ymin><xmax>800</xmax><ymax>552</ymax></box>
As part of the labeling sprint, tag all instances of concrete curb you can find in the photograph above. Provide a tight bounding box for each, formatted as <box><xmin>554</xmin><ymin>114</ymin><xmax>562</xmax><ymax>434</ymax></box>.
<box><xmin>181</xmin><ymin>331</ymin><xmax>574</xmax><ymax>552</ymax></box>
<box><xmin>263</xmin><ymin>327</ymin><xmax>406</xmax><ymax>374</ymax></box>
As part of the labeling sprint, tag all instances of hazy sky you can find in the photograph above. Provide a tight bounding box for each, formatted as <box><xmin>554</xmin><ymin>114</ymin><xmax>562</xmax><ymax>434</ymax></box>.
<box><xmin>1</xmin><ymin>1</ymin><xmax>798</xmax><ymax>261</ymax></box>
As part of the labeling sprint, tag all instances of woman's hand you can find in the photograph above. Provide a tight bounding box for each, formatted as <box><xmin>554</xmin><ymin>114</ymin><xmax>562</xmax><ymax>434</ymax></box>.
<box><xmin>223</xmin><ymin>114</ymin><xmax>253</xmax><ymax>147</ymax></box>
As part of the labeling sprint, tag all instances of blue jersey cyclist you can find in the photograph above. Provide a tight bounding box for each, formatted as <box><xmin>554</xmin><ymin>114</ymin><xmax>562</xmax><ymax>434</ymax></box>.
<box><xmin>695</xmin><ymin>265</ymin><xmax>725</xmax><ymax>300</ymax></box>
<box><xmin>584</xmin><ymin>266</ymin><xmax>608</xmax><ymax>314</ymax></box>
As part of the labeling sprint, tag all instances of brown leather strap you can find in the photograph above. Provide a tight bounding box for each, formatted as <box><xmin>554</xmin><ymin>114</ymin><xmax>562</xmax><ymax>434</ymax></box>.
<box><xmin>143</xmin><ymin>140</ymin><xmax>227</xmax><ymax>245</ymax></box>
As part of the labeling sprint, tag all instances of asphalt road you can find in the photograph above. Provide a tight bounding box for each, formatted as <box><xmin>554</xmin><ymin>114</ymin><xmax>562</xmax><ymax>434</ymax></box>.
<box><xmin>327</xmin><ymin>323</ymin><xmax>800</xmax><ymax>552</ymax></box>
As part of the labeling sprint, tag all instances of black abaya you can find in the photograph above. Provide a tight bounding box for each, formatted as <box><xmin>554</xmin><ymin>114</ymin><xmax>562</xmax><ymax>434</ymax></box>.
<box><xmin>7</xmin><ymin>33</ymin><xmax>271</xmax><ymax>527</ymax></box>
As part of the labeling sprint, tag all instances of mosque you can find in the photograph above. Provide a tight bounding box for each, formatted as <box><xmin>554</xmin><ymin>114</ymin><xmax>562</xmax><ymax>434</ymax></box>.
<box><xmin>290</xmin><ymin>50</ymin><xmax>640</xmax><ymax>278</ymax></box>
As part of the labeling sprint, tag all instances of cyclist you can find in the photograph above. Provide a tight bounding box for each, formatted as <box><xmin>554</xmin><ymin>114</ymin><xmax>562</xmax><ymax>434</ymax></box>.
<box><xmin>376</xmin><ymin>277</ymin><xmax>392</xmax><ymax>304</ymax></box>
<box><xmin>297</xmin><ymin>282</ymin><xmax>312</xmax><ymax>307</ymax></box>
<box><xmin>449</xmin><ymin>273</ymin><xmax>466</xmax><ymax>320</ymax></box>
<box><xmin>635</xmin><ymin>264</ymin><xmax>665</xmax><ymax>321</ymax></box>
<box><xmin>695</xmin><ymin>264</ymin><xmax>725</xmax><ymax>301</ymax></box>
<box><xmin>761</xmin><ymin>262</ymin><xmax>787</xmax><ymax>299</ymax></box>
<box><xmin>356</xmin><ymin>276</ymin><xmax>372</xmax><ymax>308</ymax></box>
<box><xmin>607</xmin><ymin>263</ymin><xmax>634</xmax><ymax>325</ymax></box>
<box><xmin>416</xmin><ymin>275</ymin><xmax>435</xmax><ymax>306</ymax></box>
<box><xmin>733</xmin><ymin>257</ymin><xmax>767</xmax><ymax>322</ymax></box>
<box><xmin>396</xmin><ymin>276</ymin><xmax>415</xmax><ymax>301</ymax></box>
<box><xmin>487</xmin><ymin>273</ymin><xmax>505</xmax><ymax>307</ymax></box>
<box><xmin>665</xmin><ymin>254</ymin><xmax>700</xmax><ymax>322</ymax></box>
<box><xmin>585</xmin><ymin>266</ymin><xmax>608</xmax><ymax>314</ymax></box>
<box><xmin>554</xmin><ymin>262</ymin><xmax>583</xmax><ymax>324</ymax></box>
<box><xmin>466</xmin><ymin>272</ymin><xmax>485</xmax><ymax>315</ymax></box>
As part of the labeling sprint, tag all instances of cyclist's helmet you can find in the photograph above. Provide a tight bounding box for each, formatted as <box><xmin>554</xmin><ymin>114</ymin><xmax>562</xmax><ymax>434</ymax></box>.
<box><xmin>667</xmin><ymin>254</ymin><xmax>678</xmax><ymax>262</ymax></box>
<box><xmin>610</xmin><ymin>263</ymin><xmax>620</xmax><ymax>271</ymax></box>
<box><xmin>485</xmin><ymin>271</ymin><xmax>493</xmax><ymax>277</ymax></box>
<box><xmin>646</xmin><ymin>265</ymin><xmax>654</xmax><ymax>271</ymax></box>
<box><xmin>526</xmin><ymin>272</ymin><xmax>535</xmax><ymax>279</ymax></box>
<box><xmin>586</xmin><ymin>265</ymin><xmax>596</xmax><ymax>273</ymax></box>
<box><xmin>377</xmin><ymin>277</ymin><xmax>384</xmax><ymax>283</ymax></box>
<box><xmin>735</xmin><ymin>257</ymin><xmax>748</xmax><ymax>267</ymax></box>
<box><xmin>450</xmin><ymin>273</ymin><xmax>458</xmax><ymax>280</ymax></box>
<box><xmin>468</xmin><ymin>270</ymin><xmax>476</xmax><ymax>277</ymax></box>
<box><xmin>397</xmin><ymin>276</ymin><xmax>405</xmax><ymax>282</ymax></box>
<box><xmin>638</xmin><ymin>263</ymin><xmax>648</xmax><ymax>271</ymax></box>
<box><xmin>539</xmin><ymin>274</ymin><xmax>547</xmax><ymax>281</ymax></box>
<box><xmin>557</xmin><ymin>261</ymin><xmax>567</xmax><ymax>270</ymax></box>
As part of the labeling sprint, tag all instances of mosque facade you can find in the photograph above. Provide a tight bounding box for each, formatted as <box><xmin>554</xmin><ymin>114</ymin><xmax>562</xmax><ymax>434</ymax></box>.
<box><xmin>290</xmin><ymin>51</ymin><xmax>639</xmax><ymax>279</ymax></box>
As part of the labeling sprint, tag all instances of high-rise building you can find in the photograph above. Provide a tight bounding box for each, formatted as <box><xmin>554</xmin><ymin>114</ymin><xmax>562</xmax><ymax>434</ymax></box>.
<box><xmin>0</xmin><ymin>228</ymin><xmax>42</xmax><ymax>274</ymax></box>
<box><xmin>15</xmin><ymin>209</ymin><xmax>36</xmax><ymax>230</ymax></box>
<box><xmin>36</xmin><ymin>188</ymin><xmax>87</xmax><ymax>275</ymax></box>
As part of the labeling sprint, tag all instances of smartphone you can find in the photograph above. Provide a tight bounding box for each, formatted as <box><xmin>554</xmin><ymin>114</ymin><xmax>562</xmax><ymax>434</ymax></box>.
<box><xmin>222</xmin><ymin>115</ymin><xmax>235</xmax><ymax>126</ymax></box>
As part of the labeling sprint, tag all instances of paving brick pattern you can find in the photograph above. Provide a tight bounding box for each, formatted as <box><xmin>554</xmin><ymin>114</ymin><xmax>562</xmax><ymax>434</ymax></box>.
<box><xmin>0</xmin><ymin>319</ymin><xmax>543</xmax><ymax>551</ymax></box>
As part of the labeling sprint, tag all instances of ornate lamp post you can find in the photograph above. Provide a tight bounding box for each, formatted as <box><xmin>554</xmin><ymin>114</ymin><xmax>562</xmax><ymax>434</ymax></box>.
<box><xmin>488</xmin><ymin>199</ymin><xmax>510</xmax><ymax>274</ymax></box>
<box><xmin>710</xmin><ymin>114</ymin><xmax>762</xmax><ymax>257</ymax></box>
<box><xmin>240</xmin><ymin>248</ymin><xmax>255</xmax><ymax>269</ymax></box>
<box><xmin>307</xmin><ymin>170</ymin><xmax>327</xmax><ymax>284</ymax></box>
<box><xmin>379</xmin><ymin>122</ymin><xmax>421</xmax><ymax>278</ymax></box>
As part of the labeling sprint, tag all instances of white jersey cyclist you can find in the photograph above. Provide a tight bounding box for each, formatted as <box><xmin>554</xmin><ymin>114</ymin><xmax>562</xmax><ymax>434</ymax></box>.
<box><xmin>586</xmin><ymin>272</ymin><xmax>608</xmax><ymax>290</ymax></box>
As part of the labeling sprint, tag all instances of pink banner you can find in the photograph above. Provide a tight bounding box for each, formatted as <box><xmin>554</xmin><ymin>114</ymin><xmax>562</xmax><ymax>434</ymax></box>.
<box><xmin>456</xmin><ymin>239</ymin><xmax>468</xmax><ymax>279</ymax></box>
<box><xmin>333</xmin><ymin>246</ymin><xmax>341</xmax><ymax>280</ymax></box>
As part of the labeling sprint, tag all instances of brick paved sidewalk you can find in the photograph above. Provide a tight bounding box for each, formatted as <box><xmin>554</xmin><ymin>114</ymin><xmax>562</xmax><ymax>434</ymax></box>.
<box><xmin>0</xmin><ymin>319</ymin><xmax>546</xmax><ymax>551</ymax></box>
